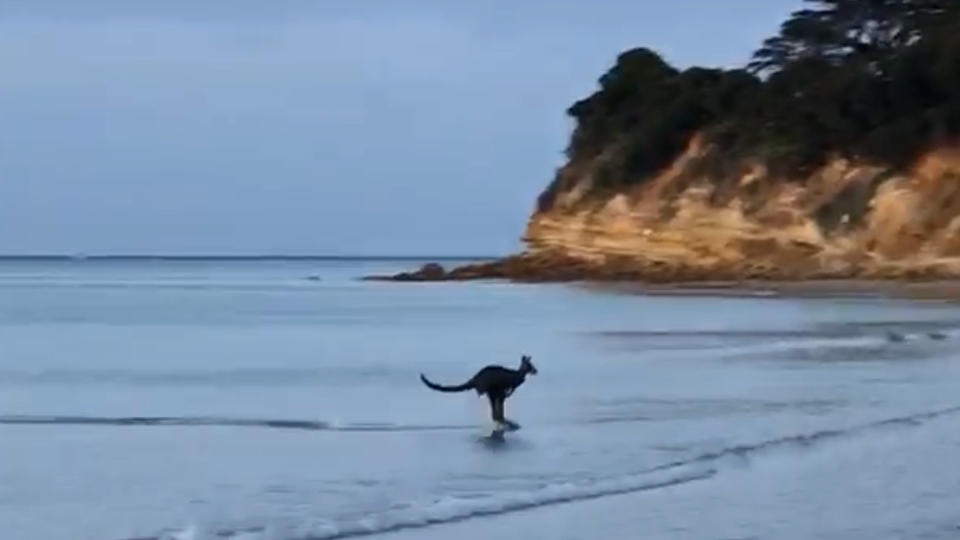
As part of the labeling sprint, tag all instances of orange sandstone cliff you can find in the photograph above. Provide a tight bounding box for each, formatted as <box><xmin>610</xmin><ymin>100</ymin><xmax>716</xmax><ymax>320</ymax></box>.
<box><xmin>378</xmin><ymin>139</ymin><xmax>960</xmax><ymax>283</ymax></box>
<box><xmin>511</xmin><ymin>138</ymin><xmax>960</xmax><ymax>281</ymax></box>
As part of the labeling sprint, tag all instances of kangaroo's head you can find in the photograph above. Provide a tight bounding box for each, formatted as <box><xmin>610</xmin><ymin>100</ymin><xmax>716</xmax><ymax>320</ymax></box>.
<box><xmin>520</xmin><ymin>354</ymin><xmax>537</xmax><ymax>375</ymax></box>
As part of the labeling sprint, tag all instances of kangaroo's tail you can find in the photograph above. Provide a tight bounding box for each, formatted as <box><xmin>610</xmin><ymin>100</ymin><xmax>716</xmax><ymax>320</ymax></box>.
<box><xmin>420</xmin><ymin>373</ymin><xmax>473</xmax><ymax>393</ymax></box>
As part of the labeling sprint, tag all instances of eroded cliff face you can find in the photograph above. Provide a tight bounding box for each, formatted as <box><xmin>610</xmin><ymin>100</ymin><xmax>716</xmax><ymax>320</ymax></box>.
<box><xmin>521</xmin><ymin>138</ymin><xmax>960</xmax><ymax>280</ymax></box>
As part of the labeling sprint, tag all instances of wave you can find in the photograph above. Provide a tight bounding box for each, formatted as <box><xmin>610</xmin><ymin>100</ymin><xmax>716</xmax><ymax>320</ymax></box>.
<box><xmin>9</xmin><ymin>401</ymin><xmax>960</xmax><ymax>437</ymax></box>
<box><xmin>132</xmin><ymin>405</ymin><xmax>960</xmax><ymax>540</ymax></box>
<box><xmin>597</xmin><ymin>328</ymin><xmax>958</xmax><ymax>361</ymax></box>
<box><xmin>0</xmin><ymin>367</ymin><xmax>415</xmax><ymax>386</ymax></box>
<box><xmin>0</xmin><ymin>415</ymin><xmax>474</xmax><ymax>433</ymax></box>
<box><xmin>146</xmin><ymin>466</ymin><xmax>715</xmax><ymax>540</ymax></box>
<box><xmin>595</xmin><ymin>321</ymin><xmax>960</xmax><ymax>339</ymax></box>
<box><xmin>0</xmin><ymin>280</ymin><xmax>329</xmax><ymax>291</ymax></box>
<box><xmin>596</xmin><ymin>329</ymin><xmax>858</xmax><ymax>338</ymax></box>
<box><xmin>642</xmin><ymin>404</ymin><xmax>960</xmax><ymax>474</ymax></box>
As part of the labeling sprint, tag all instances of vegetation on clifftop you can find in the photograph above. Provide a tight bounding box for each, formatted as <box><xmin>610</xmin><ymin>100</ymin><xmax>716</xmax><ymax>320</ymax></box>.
<box><xmin>539</xmin><ymin>0</ymin><xmax>960</xmax><ymax>211</ymax></box>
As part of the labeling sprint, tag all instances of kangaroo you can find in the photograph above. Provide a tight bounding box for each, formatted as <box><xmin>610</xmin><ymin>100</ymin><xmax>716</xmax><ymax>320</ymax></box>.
<box><xmin>420</xmin><ymin>355</ymin><xmax>537</xmax><ymax>428</ymax></box>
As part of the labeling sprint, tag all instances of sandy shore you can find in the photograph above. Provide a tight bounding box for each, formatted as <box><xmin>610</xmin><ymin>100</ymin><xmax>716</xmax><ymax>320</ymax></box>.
<box><xmin>576</xmin><ymin>279</ymin><xmax>960</xmax><ymax>301</ymax></box>
<box><xmin>369</xmin><ymin>259</ymin><xmax>960</xmax><ymax>302</ymax></box>
<box><xmin>368</xmin><ymin>252</ymin><xmax>960</xmax><ymax>302</ymax></box>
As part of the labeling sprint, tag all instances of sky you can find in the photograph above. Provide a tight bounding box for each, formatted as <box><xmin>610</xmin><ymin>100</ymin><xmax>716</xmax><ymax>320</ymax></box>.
<box><xmin>0</xmin><ymin>0</ymin><xmax>802</xmax><ymax>256</ymax></box>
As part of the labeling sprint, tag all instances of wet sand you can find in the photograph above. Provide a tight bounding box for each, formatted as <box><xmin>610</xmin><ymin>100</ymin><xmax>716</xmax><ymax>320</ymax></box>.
<box><xmin>578</xmin><ymin>279</ymin><xmax>960</xmax><ymax>302</ymax></box>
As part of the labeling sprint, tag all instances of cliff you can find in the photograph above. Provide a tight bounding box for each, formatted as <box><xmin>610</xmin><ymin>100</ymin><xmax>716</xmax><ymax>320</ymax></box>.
<box><xmin>518</xmin><ymin>138</ymin><xmax>960</xmax><ymax>281</ymax></box>
<box><xmin>374</xmin><ymin>1</ymin><xmax>960</xmax><ymax>283</ymax></box>
<box><xmin>373</xmin><ymin>140</ymin><xmax>960</xmax><ymax>284</ymax></box>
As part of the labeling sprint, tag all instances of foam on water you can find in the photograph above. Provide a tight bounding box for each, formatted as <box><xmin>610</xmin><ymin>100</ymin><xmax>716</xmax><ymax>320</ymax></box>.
<box><xmin>0</xmin><ymin>415</ymin><xmax>476</xmax><ymax>432</ymax></box>
<box><xmin>151</xmin><ymin>465</ymin><xmax>714</xmax><ymax>540</ymax></box>
<box><xmin>143</xmin><ymin>405</ymin><xmax>960</xmax><ymax>540</ymax></box>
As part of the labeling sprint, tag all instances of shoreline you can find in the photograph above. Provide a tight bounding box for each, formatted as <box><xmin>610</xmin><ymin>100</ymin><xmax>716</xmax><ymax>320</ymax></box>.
<box><xmin>366</xmin><ymin>257</ymin><xmax>960</xmax><ymax>301</ymax></box>
<box><xmin>576</xmin><ymin>279</ymin><xmax>960</xmax><ymax>302</ymax></box>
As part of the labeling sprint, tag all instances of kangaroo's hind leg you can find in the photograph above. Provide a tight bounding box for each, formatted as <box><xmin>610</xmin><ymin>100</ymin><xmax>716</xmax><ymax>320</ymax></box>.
<box><xmin>495</xmin><ymin>393</ymin><xmax>520</xmax><ymax>430</ymax></box>
<box><xmin>487</xmin><ymin>392</ymin><xmax>506</xmax><ymax>425</ymax></box>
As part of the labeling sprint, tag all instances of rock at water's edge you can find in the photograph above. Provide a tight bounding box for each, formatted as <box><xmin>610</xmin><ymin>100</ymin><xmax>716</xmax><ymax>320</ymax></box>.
<box><xmin>365</xmin><ymin>262</ymin><xmax>449</xmax><ymax>281</ymax></box>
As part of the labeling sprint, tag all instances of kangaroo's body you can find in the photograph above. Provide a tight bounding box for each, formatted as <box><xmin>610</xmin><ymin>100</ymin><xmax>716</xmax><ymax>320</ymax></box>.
<box><xmin>420</xmin><ymin>355</ymin><xmax>537</xmax><ymax>427</ymax></box>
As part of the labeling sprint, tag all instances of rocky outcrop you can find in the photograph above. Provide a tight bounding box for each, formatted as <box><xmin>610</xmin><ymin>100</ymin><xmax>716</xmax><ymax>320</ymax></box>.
<box><xmin>364</xmin><ymin>262</ymin><xmax>502</xmax><ymax>281</ymax></box>
<box><xmin>510</xmin><ymin>139</ymin><xmax>960</xmax><ymax>281</ymax></box>
<box><xmin>374</xmin><ymin>140</ymin><xmax>960</xmax><ymax>283</ymax></box>
<box><xmin>380</xmin><ymin>263</ymin><xmax>448</xmax><ymax>281</ymax></box>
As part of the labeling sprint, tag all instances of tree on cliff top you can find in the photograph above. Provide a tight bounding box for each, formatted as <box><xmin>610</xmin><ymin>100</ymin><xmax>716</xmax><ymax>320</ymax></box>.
<box><xmin>749</xmin><ymin>0</ymin><xmax>956</xmax><ymax>74</ymax></box>
<box><xmin>538</xmin><ymin>0</ymin><xmax>960</xmax><ymax>211</ymax></box>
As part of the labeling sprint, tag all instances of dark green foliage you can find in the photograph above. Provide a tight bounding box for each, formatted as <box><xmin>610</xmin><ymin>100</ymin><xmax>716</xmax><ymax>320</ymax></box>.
<box><xmin>748</xmin><ymin>0</ymin><xmax>956</xmax><ymax>74</ymax></box>
<box><xmin>538</xmin><ymin>0</ymin><xmax>960</xmax><ymax>211</ymax></box>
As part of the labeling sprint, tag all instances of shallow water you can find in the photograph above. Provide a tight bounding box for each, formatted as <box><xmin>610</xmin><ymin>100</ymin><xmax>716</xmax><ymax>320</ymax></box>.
<box><xmin>2</xmin><ymin>258</ymin><xmax>960</xmax><ymax>540</ymax></box>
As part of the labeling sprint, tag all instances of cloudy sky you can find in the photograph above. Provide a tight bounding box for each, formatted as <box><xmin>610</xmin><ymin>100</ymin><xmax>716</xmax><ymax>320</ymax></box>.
<box><xmin>0</xmin><ymin>0</ymin><xmax>800</xmax><ymax>255</ymax></box>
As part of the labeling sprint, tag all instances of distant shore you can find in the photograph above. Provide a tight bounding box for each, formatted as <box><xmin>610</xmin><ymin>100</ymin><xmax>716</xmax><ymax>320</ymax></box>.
<box><xmin>365</xmin><ymin>256</ymin><xmax>960</xmax><ymax>301</ymax></box>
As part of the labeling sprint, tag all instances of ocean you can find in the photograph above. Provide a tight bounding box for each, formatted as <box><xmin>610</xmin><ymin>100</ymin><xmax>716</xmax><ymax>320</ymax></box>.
<box><xmin>2</xmin><ymin>257</ymin><xmax>960</xmax><ymax>540</ymax></box>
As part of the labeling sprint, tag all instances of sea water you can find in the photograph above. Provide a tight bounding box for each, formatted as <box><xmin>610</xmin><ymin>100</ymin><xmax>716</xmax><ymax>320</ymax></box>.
<box><xmin>2</xmin><ymin>258</ymin><xmax>960</xmax><ymax>540</ymax></box>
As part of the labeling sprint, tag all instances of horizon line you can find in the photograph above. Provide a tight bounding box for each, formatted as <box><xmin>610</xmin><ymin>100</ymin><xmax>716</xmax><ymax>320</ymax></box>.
<box><xmin>0</xmin><ymin>253</ymin><xmax>502</xmax><ymax>261</ymax></box>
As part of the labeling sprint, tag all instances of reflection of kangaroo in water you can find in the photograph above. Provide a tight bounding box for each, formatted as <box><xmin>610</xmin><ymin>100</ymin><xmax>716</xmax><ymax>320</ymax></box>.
<box><xmin>420</xmin><ymin>355</ymin><xmax>537</xmax><ymax>428</ymax></box>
